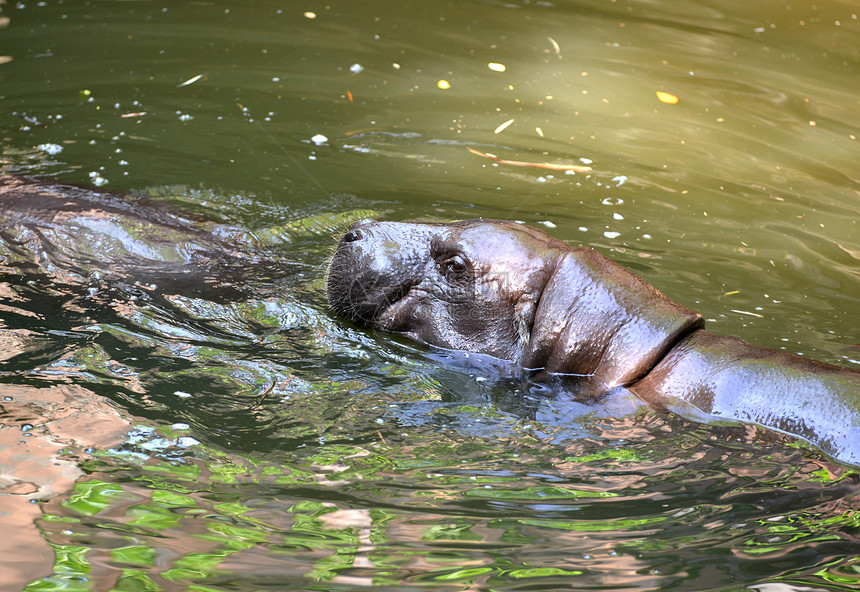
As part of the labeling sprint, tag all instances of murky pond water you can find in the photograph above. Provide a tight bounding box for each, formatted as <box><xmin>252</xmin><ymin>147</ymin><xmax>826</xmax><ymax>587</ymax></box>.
<box><xmin>1</xmin><ymin>1</ymin><xmax>858</xmax><ymax>590</ymax></box>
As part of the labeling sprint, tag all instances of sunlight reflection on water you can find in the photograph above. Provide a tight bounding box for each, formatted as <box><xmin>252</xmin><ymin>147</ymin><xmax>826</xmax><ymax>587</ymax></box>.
<box><xmin>1</xmin><ymin>0</ymin><xmax>858</xmax><ymax>590</ymax></box>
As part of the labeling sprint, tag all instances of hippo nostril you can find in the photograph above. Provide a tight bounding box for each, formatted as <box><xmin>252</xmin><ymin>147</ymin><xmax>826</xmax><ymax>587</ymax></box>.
<box><xmin>342</xmin><ymin>229</ymin><xmax>363</xmax><ymax>243</ymax></box>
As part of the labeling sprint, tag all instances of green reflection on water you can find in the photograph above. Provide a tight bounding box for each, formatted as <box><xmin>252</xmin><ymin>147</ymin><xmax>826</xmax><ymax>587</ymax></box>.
<box><xmin>23</xmin><ymin>426</ymin><xmax>860</xmax><ymax>592</ymax></box>
<box><xmin>110</xmin><ymin>545</ymin><xmax>156</xmax><ymax>568</ymax></box>
<box><xmin>564</xmin><ymin>448</ymin><xmax>647</xmax><ymax>463</ymax></box>
<box><xmin>112</xmin><ymin>570</ymin><xmax>161</xmax><ymax>592</ymax></box>
<box><xmin>62</xmin><ymin>481</ymin><xmax>130</xmax><ymax>517</ymax></box>
<box><xmin>504</xmin><ymin>567</ymin><xmax>584</xmax><ymax>578</ymax></box>
<box><xmin>816</xmin><ymin>556</ymin><xmax>860</xmax><ymax>586</ymax></box>
<box><xmin>465</xmin><ymin>485</ymin><xmax>617</xmax><ymax>500</ymax></box>
<box><xmin>518</xmin><ymin>516</ymin><xmax>665</xmax><ymax>532</ymax></box>
<box><xmin>3</xmin><ymin>0</ymin><xmax>860</xmax><ymax>590</ymax></box>
<box><xmin>25</xmin><ymin>546</ymin><xmax>91</xmax><ymax>592</ymax></box>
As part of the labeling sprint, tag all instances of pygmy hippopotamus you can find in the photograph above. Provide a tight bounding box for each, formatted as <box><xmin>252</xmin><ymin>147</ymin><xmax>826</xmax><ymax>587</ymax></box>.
<box><xmin>327</xmin><ymin>219</ymin><xmax>860</xmax><ymax>466</ymax></box>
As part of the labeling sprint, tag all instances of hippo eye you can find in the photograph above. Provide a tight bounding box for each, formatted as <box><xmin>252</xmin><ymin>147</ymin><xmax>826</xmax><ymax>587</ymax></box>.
<box><xmin>440</xmin><ymin>254</ymin><xmax>470</xmax><ymax>282</ymax></box>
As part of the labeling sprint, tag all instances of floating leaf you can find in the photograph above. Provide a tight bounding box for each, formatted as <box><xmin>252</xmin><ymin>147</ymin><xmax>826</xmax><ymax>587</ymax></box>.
<box><xmin>178</xmin><ymin>74</ymin><xmax>206</xmax><ymax>87</ymax></box>
<box><xmin>656</xmin><ymin>91</ymin><xmax>679</xmax><ymax>104</ymax></box>
<box><xmin>493</xmin><ymin>118</ymin><xmax>515</xmax><ymax>134</ymax></box>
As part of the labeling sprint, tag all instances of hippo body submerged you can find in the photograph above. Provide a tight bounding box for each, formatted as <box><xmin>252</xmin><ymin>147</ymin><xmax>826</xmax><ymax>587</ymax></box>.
<box><xmin>327</xmin><ymin>219</ymin><xmax>860</xmax><ymax>466</ymax></box>
<box><xmin>0</xmin><ymin>174</ymin><xmax>288</xmax><ymax>300</ymax></box>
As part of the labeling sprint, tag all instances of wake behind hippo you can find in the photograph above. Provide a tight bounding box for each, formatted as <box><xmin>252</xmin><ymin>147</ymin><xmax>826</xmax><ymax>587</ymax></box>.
<box><xmin>327</xmin><ymin>219</ymin><xmax>860</xmax><ymax>466</ymax></box>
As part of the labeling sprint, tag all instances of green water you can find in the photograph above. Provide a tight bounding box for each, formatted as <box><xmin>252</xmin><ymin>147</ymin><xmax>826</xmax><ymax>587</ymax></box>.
<box><xmin>0</xmin><ymin>1</ymin><xmax>858</xmax><ymax>590</ymax></box>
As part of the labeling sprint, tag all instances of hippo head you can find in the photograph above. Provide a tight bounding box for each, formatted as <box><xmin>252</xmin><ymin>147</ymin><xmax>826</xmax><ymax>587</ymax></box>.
<box><xmin>327</xmin><ymin>219</ymin><xmax>703</xmax><ymax>397</ymax></box>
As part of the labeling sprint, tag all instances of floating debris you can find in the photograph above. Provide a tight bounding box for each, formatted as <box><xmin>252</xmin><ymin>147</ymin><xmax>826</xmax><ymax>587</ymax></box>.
<box><xmin>656</xmin><ymin>91</ymin><xmax>679</xmax><ymax>104</ymax></box>
<box><xmin>437</xmin><ymin>79</ymin><xmax>451</xmax><ymax>90</ymax></box>
<box><xmin>488</xmin><ymin>62</ymin><xmax>506</xmax><ymax>72</ymax></box>
<box><xmin>178</xmin><ymin>74</ymin><xmax>206</xmax><ymax>87</ymax></box>
<box><xmin>731</xmin><ymin>309</ymin><xmax>764</xmax><ymax>318</ymax></box>
<box><xmin>14</xmin><ymin>112</ymin><xmax>46</xmax><ymax>127</ymax></box>
<box><xmin>467</xmin><ymin>147</ymin><xmax>592</xmax><ymax>172</ymax></box>
<box><xmin>494</xmin><ymin>118</ymin><xmax>515</xmax><ymax>134</ymax></box>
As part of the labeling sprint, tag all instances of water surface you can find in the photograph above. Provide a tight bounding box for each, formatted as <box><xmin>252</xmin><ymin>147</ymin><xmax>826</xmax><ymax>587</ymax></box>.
<box><xmin>0</xmin><ymin>1</ymin><xmax>858</xmax><ymax>590</ymax></box>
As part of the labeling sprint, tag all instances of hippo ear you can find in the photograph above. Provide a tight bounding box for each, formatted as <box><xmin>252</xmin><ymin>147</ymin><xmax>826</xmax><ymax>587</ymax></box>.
<box><xmin>522</xmin><ymin>248</ymin><xmax>703</xmax><ymax>397</ymax></box>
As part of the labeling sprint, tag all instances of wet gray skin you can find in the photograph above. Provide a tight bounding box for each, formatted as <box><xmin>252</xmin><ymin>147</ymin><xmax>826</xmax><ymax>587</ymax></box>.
<box><xmin>327</xmin><ymin>219</ymin><xmax>567</xmax><ymax>363</ymax></box>
<box><xmin>328</xmin><ymin>219</ymin><xmax>860</xmax><ymax>466</ymax></box>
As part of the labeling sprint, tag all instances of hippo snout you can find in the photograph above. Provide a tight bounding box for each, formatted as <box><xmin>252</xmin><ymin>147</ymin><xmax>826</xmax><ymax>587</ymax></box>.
<box><xmin>326</xmin><ymin>220</ymin><xmax>430</xmax><ymax>325</ymax></box>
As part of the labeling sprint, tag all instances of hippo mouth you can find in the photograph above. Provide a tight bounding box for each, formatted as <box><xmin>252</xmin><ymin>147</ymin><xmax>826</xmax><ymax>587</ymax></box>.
<box><xmin>326</xmin><ymin>267</ymin><xmax>415</xmax><ymax>325</ymax></box>
<box><xmin>326</xmin><ymin>222</ymin><xmax>425</xmax><ymax>326</ymax></box>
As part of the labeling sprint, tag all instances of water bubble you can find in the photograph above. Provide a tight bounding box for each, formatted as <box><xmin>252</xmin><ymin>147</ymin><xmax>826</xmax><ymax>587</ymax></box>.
<box><xmin>88</xmin><ymin>171</ymin><xmax>108</xmax><ymax>186</ymax></box>
<box><xmin>37</xmin><ymin>143</ymin><xmax>63</xmax><ymax>155</ymax></box>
